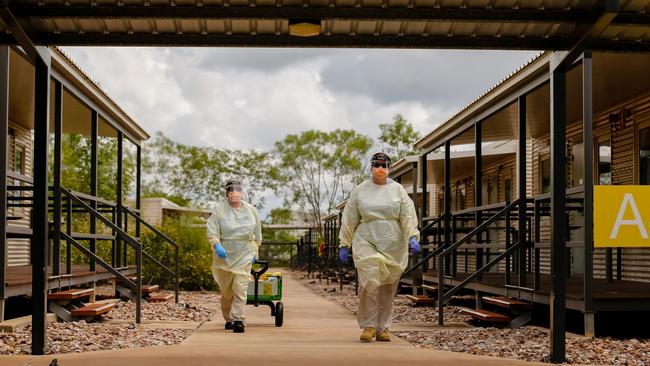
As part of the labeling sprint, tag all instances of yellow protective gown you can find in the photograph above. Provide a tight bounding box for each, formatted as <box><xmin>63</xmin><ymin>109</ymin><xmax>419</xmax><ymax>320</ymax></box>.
<box><xmin>207</xmin><ymin>200</ymin><xmax>262</xmax><ymax>322</ymax></box>
<box><xmin>339</xmin><ymin>180</ymin><xmax>419</xmax><ymax>293</ymax></box>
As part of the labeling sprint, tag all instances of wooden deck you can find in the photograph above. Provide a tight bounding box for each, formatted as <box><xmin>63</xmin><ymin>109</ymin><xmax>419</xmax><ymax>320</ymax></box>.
<box><xmin>423</xmin><ymin>271</ymin><xmax>650</xmax><ymax>312</ymax></box>
<box><xmin>4</xmin><ymin>264</ymin><xmax>137</xmax><ymax>298</ymax></box>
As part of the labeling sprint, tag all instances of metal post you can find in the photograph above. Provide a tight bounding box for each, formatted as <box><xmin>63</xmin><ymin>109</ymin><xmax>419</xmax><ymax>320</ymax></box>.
<box><xmin>444</xmin><ymin>141</ymin><xmax>451</xmax><ymax>274</ymax></box>
<box><xmin>419</xmin><ymin>153</ymin><xmax>428</xmax><ymax>227</ymax></box>
<box><xmin>438</xmin><ymin>140</ymin><xmax>451</xmax><ymax>326</ymax></box>
<box><xmin>52</xmin><ymin>80</ymin><xmax>63</xmax><ymax>276</ymax></box>
<box><xmin>116</xmin><ymin>132</ymin><xmax>123</xmax><ymax>268</ymax></box>
<box><xmin>90</xmin><ymin>111</ymin><xmax>98</xmax><ymax>271</ymax></box>
<box><xmin>0</xmin><ymin>46</ymin><xmax>8</xmax><ymax>304</ymax></box>
<box><xmin>582</xmin><ymin>51</ymin><xmax>594</xmax><ymax>315</ymax></box>
<box><xmin>550</xmin><ymin>62</ymin><xmax>567</xmax><ymax>364</ymax></box>
<box><xmin>518</xmin><ymin>94</ymin><xmax>527</xmax><ymax>287</ymax></box>
<box><xmin>66</xmin><ymin>194</ymin><xmax>72</xmax><ymax>274</ymax></box>
<box><xmin>474</xmin><ymin>121</ymin><xmax>483</xmax><ymax>276</ymax></box>
<box><xmin>411</xmin><ymin>161</ymin><xmax>420</xmax><ymax>295</ymax></box>
<box><xmin>31</xmin><ymin>47</ymin><xmax>51</xmax><ymax>356</ymax></box>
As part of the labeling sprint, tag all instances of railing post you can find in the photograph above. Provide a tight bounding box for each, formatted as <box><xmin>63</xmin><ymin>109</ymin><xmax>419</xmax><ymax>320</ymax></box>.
<box><xmin>518</xmin><ymin>94</ymin><xmax>528</xmax><ymax>287</ymax></box>
<box><xmin>89</xmin><ymin>110</ymin><xmax>98</xmax><ymax>272</ymax></box>
<box><xmin>136</xmin><ymin>244</ymin><xmax>142</xmax><ymax>324</ymax></box>
<box><xmin>0</xmin><ymin>46</ymin><xmax>8</xmax><ymax>305</ymax></box>
<box><xmin>175</xmin><ymin>245</ymin><xmax>180</xmax><ymax>304</ymax></box>
<box><xmin>53</xmin><ymin>79</ymin><xmax>63</xmax><ymax>276</ymax></box>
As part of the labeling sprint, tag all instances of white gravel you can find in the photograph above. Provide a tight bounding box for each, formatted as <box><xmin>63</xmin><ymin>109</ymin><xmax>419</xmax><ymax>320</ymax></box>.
<box><xmin>107</xmin><ymin>291</ymin><xmax>220</xmax><ymax>322</ymax></box>
<box><xmin>294</xmin><ymin>270</ymin><xmax>650</xmax><ymax>365</ymax></box>
<box><xmin>0</xmin><ymin>321</ymin><xmax>192</xmax><ymax>355</ymax></box>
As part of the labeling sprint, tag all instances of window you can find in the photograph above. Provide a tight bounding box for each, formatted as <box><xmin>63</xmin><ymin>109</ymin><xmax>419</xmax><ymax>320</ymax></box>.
<box><xmin>505</xmin><ymin>178</ymin><xmax>512</xmax><ymax>202</ymax></box>
<box><xmin>540</xmin><ymin>158</ymin><xmax>551</xmax><ymax>194</ymax></box>
<box><xmin>641</xmin><ymin>127</ymin><xmax>650</xmax><ymax>185</ymax></box>
<box><xmin>598</xmin><ymin>141</ymin><xmax>611</xmax><ymax>185</ymax></box>
<box><xmin>13</xmin><ymin>145</ymin><xmax>25</xmax><ymax>174</ymax></box>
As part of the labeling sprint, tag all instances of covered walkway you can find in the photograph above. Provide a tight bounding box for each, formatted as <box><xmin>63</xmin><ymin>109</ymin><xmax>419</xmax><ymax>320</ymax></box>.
<box><xmin>0</xmin><ymin>271</ymin><xmax>546</xmax><ymax>366</ymax></box>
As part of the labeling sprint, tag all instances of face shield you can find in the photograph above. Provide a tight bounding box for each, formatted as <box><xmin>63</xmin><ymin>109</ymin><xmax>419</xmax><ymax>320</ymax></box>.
<box><xmin>370</xmin><ymin>153</ymin><xmax>391</xmax><ymax>181</ymax></box>
<box><xmin>225</xmin><ymin>179</ymin><xmax>249</xmax><ymax>204</ymax></box>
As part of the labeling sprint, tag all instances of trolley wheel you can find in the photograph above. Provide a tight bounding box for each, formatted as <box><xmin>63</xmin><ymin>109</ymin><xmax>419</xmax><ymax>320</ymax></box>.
<box><xmin>275</xmin><ymin>302</ymin><xmax>283</xmax><ymax>327</ymax></box>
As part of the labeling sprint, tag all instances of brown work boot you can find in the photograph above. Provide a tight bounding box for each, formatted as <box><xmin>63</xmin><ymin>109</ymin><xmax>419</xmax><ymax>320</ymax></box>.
<box><xmin>360</xmin><ymin>327</ymin><xmax>376</xmax><ymax>342</ymax></box>
<box><xmin>376</xmin><ymin>330</ymin><xmax>391</xmax><ymax>341</ymax></box>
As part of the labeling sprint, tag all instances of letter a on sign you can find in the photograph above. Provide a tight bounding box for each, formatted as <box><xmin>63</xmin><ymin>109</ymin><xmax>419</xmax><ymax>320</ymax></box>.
<box><xmin>595</xmin><ymin>186</ymin><xmax>650</xmax><ymax>248</ymax></box>
<box><xmin>609</xmin><ymin>194</ymin><xmax>648</xmax><ymax>239</ymax></box>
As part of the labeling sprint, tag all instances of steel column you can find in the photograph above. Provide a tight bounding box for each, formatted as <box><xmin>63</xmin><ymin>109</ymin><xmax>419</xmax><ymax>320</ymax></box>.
<box><xmin>0</xmin><ymin>46</ymin><xmax>8</xmax><ymax>304</ymax></box>
<box><xmin>90</xmin><ymin>111</ymin><xmax>98</xmax><ymax>271</ymax></box>
<box><xmin>116</xmin><ymin>131</ymin><xmax>123</xmax><ymax>268</ymax></box>
<box><xmin>582</xmin><ymin>51</ymin><xmax>594</xmax><ymax>314</ymax></box>
<box><xmin>549</xmin><ymin>62</ymin><xmax>567</xmax><ymax>364</ymax></box>
<box><xmin>438</xmin><ymin>140</ymin><xmax>451</xmax><ymax>326</ymax></box>
<box><xmin>31</xmin><ymin>47</ymin><xmax>51</xmax><ymax>356</ymax></box>
<box><xmin>136</xmin><ymin>144</ymin><xmax>141</xmax><ymax>240</ymax></box>
<box><xmin>419</xmin><ymin>153</ymin><xmax>427</xmax><ymax>226</ymax></box>
<box><xmin>518</xmin><ymin>94</ymin><xmax>527</xmax><ymax>287</ymax></box>
<box><xmin>474</xmin><ymin>121</ymin><xmax>483</xmax><ymax>274</ymax></box>
<box><xmin>52</xmin><ymin>80</ymin><xmax>63</xmax><ymax>276</ymax></box>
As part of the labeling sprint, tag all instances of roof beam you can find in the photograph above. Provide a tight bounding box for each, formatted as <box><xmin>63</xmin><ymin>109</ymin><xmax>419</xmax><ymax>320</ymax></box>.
<box><xmin>550</xmin><ymin>0</ymin><xmax>620</xmax><ymax>72</ymax></box>
<box><xmin>10</xmin><ymin>4</ymin><xmax>591</xmax><ymax>23</ymax></box>
<box><xmin>0</xmin><ymin>2</ymin><xmax>47</xmax><ymax>63</ymax></box>
<box><xmin>1</xmin><ymin>33</ymin><xmax>565</xmax><ymax>49</ymax></box>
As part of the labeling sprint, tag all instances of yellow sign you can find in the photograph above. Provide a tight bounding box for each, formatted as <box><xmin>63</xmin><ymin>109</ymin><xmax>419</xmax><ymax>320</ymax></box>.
<box><xmin>595</xmin><ymin>186</ymin><xmax>650</xmax><ymax>248</ymax></box>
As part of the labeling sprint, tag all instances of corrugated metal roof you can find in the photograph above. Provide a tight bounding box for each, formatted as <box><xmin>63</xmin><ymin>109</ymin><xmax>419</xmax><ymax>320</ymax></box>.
<box><xmin>0</xmin><ymin>0</ymin><xmax>647</xmax><ymax>49</ymax></box>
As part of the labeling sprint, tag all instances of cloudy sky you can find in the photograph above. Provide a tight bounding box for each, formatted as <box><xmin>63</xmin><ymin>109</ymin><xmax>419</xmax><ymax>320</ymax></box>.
<box><xmin>61</xmin><ymin>47</ymin><xmax>540</xmax><ymax>151</ymax></box>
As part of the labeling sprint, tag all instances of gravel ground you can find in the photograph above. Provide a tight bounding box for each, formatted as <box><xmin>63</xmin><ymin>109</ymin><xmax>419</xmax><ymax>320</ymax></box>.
<box><xmin>107</xmin><ymin>291</ymin><xmax>220</xmax><ymax>322</ymax></box>
<box><xmin>0</xmin><ymin>321</ymin><xmax>192</xmax><ymax>355</ymax></box>
<box><xmin>294</xmin><ymin>270</ymin><xmax>650</xmax><ymax>365</ymax></box>
<box><xmin>0</xmin><ymin>291</ymin><xmax>221</xmax><ymax>355</ymax></box>
<box><xmin>398</xmin><ymin>327</ymin><xmax>650</xmax><ymax>366</ymax></box>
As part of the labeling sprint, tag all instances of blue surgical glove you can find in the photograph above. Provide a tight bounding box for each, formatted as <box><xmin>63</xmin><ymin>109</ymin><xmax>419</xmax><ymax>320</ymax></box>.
<box><xmin>252</xmin><ymin>256</ymin><xmax>257</xmax><ymax>264</ymax></box>
<box><xmin>409</xmin><ymin>237</ymin><xmax>420</xmax><ymax>255</ymax></box>
<box><xmin>213</xmin><ymin>243</ymin><xmax>227</xmax><ymax>259</ymax></box>
<box><xmin>339</xmin><ymin>247</ymin><xmax>349</xmax><ymax>263</ymax></box>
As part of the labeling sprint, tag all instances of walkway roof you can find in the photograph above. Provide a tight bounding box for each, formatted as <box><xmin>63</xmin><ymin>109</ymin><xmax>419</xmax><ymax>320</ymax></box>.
<box><xmin>1</xmin><ymin>0</ymin><xmax>648</xmax><ymax>50</ymax></box>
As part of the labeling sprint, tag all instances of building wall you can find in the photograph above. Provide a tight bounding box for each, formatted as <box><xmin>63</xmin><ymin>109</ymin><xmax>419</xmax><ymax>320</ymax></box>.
<box><xmin>7</xmin><ymin>121</ymin><xmax>32</xmax><ymax>266</ymax></box>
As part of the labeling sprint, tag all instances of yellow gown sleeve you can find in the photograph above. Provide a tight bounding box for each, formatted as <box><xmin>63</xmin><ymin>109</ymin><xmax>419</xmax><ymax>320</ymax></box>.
<box><xmin>399</xmin><ymin>185</ymin><xmax>420</xmax><ymax>242</ymax></box>
<box><xmin>338</xmin><ymin>185</ymin><xmax>361</xmax><ymax>248</ymax></box>
<box><xmin>206</xmin><ymin>209</ymin><xmax>221</xmax><ymax>247</ymax></box>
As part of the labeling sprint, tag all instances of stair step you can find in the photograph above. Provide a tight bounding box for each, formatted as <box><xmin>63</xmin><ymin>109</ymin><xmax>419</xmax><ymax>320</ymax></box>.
<box><xmin>146</xmin><ymin>292</ymin><xmax>173</xmax><ymax>302</ymax></box>
<box><xmin>71</xmin><ymin>303</ymin><xmax>115</xmax><ymax>317</ymax></box>
<box><xmin>141</xmin><ymin>284</ymin><xmax>160</xmax><ymax>293</ymax></box>
<box><xmin>460</xmin><ymin>307</ymin><xmax>512</xmax><ymax>323</ymax></box>
<box><xmin>421</xmin><ymin>284</ymin><xmax>438</xmax><ymax>293</ymax></box>
<box><xmin>48</xmin><ymin>288</ymin><xmax>94</xmax><ymax>301</ymax></box>
<box><xmin>405</xmin><ymin>295</ymin><xmax>436</xmax><ymax>306</ymax></box>
<box><xmin>483</xmin><ymin>296</ymin><xmax>534</xmax><ymax>311</ymax></box>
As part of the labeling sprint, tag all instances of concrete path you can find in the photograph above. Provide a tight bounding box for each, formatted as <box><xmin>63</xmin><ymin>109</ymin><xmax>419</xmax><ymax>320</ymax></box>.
<box><xmin>1</xmin><ymin>271</ymin><xmax>548</xmax><ymax>366</ymax></box>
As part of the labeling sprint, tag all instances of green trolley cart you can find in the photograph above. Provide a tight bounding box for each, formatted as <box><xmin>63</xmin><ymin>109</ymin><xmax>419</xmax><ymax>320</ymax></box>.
<box><xmin>247</xmin><ymin>260</ymin><xmax>283</xmax><ymax>327</ymax></box>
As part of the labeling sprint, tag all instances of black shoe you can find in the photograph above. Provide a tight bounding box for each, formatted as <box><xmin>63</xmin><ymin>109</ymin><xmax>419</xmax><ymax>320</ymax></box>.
<box><xmin>232</xmin><ymin>320</ymin><xmax>245</xmax><ymax>333</ymax></box>
<box><xmin>225</xmin><ymin>322</ymin><xmax>233</xmax><ymax>330</ymax></box>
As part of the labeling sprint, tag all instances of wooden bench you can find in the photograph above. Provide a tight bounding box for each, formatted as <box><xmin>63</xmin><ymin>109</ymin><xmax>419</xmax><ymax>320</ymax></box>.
<box><xmin>47</xmin><ymin>288</ymin><xmax>94</xmax><ymax>301</ymax></box>
<box><xmin>459</xmin><ymin>307</ymin><xmax>512</xmax><ymax>323</ymax></box>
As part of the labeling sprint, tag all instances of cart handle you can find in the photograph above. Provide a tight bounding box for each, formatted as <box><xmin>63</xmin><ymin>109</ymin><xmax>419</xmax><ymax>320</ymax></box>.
<box><xmin>250</xmin><ymin>260</ymin><xmax>269</xmax><ymax>305</ymax></box>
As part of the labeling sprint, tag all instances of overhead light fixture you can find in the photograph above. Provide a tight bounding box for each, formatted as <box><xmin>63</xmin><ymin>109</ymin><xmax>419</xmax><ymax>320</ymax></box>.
<box><xmin>288</xmin><ymin>19</ymin><xmax>321</xmax><ymax>37</ymax></box>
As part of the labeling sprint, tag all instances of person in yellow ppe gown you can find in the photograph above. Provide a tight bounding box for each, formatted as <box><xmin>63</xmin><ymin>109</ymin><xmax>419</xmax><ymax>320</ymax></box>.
<box><xmin>207</xmin><ymin>179</ymin><xmax>262</xmax><ymax>333</ymax></box>
<box><xmin>338</xmin><ymin>152</ymin><xmax>420</xmax><ymax>342</ymax></box>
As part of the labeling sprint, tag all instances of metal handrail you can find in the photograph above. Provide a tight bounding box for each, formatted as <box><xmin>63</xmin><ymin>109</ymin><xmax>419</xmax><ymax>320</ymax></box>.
<box><xmin>439</xmin><ymin>199</ymin><xmax>519</xmax><ymax>259</ymax></box>
<box><xmin>122</xmin><ymin>205</ymin><xmax>180</xmax><ymax>303</ymax></box>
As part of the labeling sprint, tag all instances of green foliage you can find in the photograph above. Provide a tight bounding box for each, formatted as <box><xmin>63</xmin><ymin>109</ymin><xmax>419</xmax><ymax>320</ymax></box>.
<box><xmin>142</xmin><ymin>132</ymin><xmax>279</xmax><ymax>209</ymax></box>
<box><xmin>274</xmin><ymin>129</ymin><xmax>372</xmax><ymax>230</ymax></box>
<box><xmin>141</xmin><ymin>217</ymin><xmax>217</xmax><ymax>291</ymax></box>
<box><xmin>260</xmin><ymin>208</ymin><xmax>297</xmax><ymax>266</ymax></box>
<box><xmin>378</xmin><ymin>114</ymin><xmax>421</xmax><ymax>162</ymax></box>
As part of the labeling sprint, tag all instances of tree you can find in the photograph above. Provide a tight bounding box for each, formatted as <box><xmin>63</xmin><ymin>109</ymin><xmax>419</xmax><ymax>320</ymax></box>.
<box><xmin>378</xmin><ymin>114</ymin><xmax>421</xmax><ymax>162</ymax></box>
<box><xmin>141</xmin><ymin>132</ymin><xmax>280</xmax><ymax>209</ymax></box>
<box><xmin>275</xmin><ymin>129</ymin><xmax>373</xmax><ymax>231</ymax></box>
